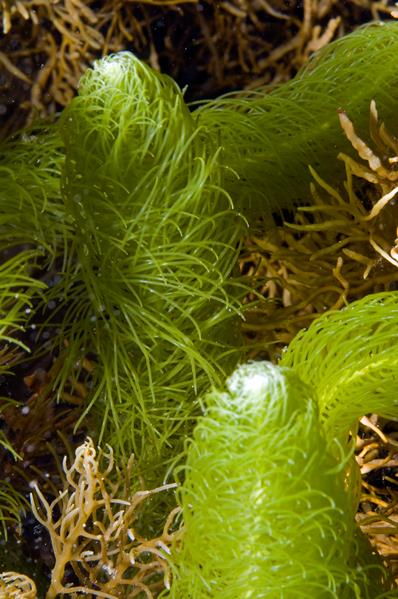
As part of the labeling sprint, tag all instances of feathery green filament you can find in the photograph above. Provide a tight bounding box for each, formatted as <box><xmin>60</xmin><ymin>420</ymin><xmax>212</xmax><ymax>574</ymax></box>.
<box><xmin>172</xmin><ymin>290</ymin><xmax>398</xmax><ymax>598</ymax></box>
<box><xmin>55</xmin><ymin>52</ymin><xmax>247</xmax><ymax>475</ymax></box>
<box><xmin>0</xmin><ymin>253</ymin><xmax>47</xmax><ymax>536</ymax></box>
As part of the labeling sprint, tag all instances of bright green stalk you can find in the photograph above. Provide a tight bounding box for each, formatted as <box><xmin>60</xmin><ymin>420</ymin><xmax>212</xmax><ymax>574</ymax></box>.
<box><xmin>55</xmin><ymin>53</ymin><xmax>247</xmax><ymax>478</ymax></box>
<box><xmin>170</xmin><ymin>361</ymin><xmax>393</xmax><ymax>598</ymax></box>
<box><xmin>280</xmin><ymin>291</ymin><xmax>398</xmax><ymax>453</ymax></box>
<box><xmin>197</xmin><ymin>21</ymin><xmax>398</xmax><ymax>222</ymax></box>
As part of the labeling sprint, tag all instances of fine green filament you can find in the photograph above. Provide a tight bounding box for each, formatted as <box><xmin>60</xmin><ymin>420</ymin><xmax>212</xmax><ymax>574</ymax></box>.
<box><xmin>0</xmin><ymin>252</ymin><xmax>47</xmax><ymax>536</ymax></box>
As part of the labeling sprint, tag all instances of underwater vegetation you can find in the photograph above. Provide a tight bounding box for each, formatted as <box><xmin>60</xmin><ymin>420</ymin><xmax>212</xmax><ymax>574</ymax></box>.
<box><xmin>6</xmin><ymin>295</ymin><xmax>398</xmax><ymax>595</ymax></box>
<box><xmin>0</xmin><ymin>437</ymin><xmax>181</xmax><ymax>598</ymax></box>
<box><xmin>0</xmin><ymin>251</ymin><xmax>48</xmax><ymax>535</ymax></box>
<box><xmin>56</xmin><ymin>51</ymin><xmax>247</xmax><ymax>477</ymax></box>
<box><xmin>30</xmin><ymin>438</ymin><xmax>180</xmax><ymax>599</ymax></box>
<box><xmin>1</xmin><ymin>0</ymin><xmax>394</xmax><ymax>137</ymax></box>
<box><xmin>0</xmin><ymin>51</ymin><xmax>249</xmax><ymax>554</ymax></box>
<box><xmin>196</xmin><ymin>21</ymin><xmax>398</xmax><ymax>222</ymax></box>
<box><xmin>2</xmin><ymin>16</ymin><xmax>398</xmax><ymax>598</ymax></box>
<box><xmin>11</xmin><ymin>20</ymin><xmax>398</xmax><ymax>476</ymax></box>
<box><xmin>280</xmin><ymin>292</ymin><xmax>398</xmax><ymax>454</ymax></box>
<box><xmin>172</xmin><ymin>293</ymin><xmax>398</xmax><ymax>598</ymax></box>
<box><xmin>241</xmin><ymin>98</ymin><xmax>398</xmax><ymax>360</ymax></box>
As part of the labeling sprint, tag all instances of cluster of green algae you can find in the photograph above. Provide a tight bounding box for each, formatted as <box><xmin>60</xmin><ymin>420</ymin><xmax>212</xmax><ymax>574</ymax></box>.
<box><xmin>173</xmin><ymin>292</ymin><xmax>398</xmax><ymax>598</ymax></box>
<box><xmin>1</xmin><ymin>19</ymin><xmax>398</xmax><ymax>597</ymax></box>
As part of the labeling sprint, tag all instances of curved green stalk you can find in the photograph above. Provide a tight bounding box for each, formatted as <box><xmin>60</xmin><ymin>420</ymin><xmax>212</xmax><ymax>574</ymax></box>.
<box><xmin>280</xmin><ymin>291</ymin><xmax>398</xmax><ymax>452</ymax></box>
<box><xmin>197</xmin><ymin>21</ymin><xmax>398</xmax><ymax>222</ymax></box>
<box><xmin>170</xmin><ymin>361</ymin><xmax>394</xmax><ymax>598</ymax></box>
<box><xmin>169</xmin><ymin>292</ymin><xmax>398</xmax><ymax>597</ymax></box>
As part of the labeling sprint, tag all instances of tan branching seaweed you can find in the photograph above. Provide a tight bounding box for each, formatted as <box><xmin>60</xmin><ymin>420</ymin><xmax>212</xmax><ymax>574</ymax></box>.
<box><xmin>0</xmin><ymin>0</ymin><xmax>196</xmax><ymax>136</ymax></box>
<box><xmin>0</xmin><ymin>571</ymin><xmax>37</xmax><ymax>598</ymax></box>
<box><xmin>355</xmin><ymin>416</ymin><xmax>398</xmax><ymax>584</ymax></box>
<box><xmin>242</xmin><ymin>101</ymin><xmax>398</xmax><ymax>361</ymax></box>
<box><xmin>338</xmin><ymin>99</ymin><xmax>398</xmax><ymax>268</ymax></box>
<box><xmin>30</xmin><ymin>438</ymin><xmax>180</xmax><ymax>599</ymax></box>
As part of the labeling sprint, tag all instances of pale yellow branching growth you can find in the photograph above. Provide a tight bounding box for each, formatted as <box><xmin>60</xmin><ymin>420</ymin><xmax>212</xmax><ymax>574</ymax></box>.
<box><xmin>339</xmin><ymin>100</ymin><xmax>398</xmax><ymax>267</ymax></box>
<box><xmin>0</xmin><ymin>572</ymin><xmax>37</xmax><ymax>598</ymax></box>
<box><xmin>339</xmin><ymin>100</ymin><xmax>398</xmax><ymax>188</ymax></box>
<box><xmin>30</xmin><ymin>438</ymin><xmax>181</xmax><ymax>599</ymax></box>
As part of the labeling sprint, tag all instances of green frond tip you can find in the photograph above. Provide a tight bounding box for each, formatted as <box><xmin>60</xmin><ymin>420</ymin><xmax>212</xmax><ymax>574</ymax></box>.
<box><xmin>61</xmin><ymin>52</ymin><xmax>195</xmax><ymax>195</ymax></box>
<box><xmin>280</xmin><ymin>291</ymin><xmax>398</xmax><ymax>449</ymax></box>
<box><xmin>170</xmin><ymin>362</ymin><xmax>393</xmax><ymax>598</ymax></box>
<box><xmin>54</xmin><ymin>52</ymin><xmax>248</xmax><ymax>477</ymax></box>
<box><xmin>196</xmin><ymin>21</ymin><xmax>398</xmax><ymax>222</ymax></box>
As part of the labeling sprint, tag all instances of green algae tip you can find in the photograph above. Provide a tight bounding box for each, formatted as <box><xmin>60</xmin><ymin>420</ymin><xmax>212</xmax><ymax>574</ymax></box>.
<box><xmin>170</xmin><ymin>360</ymin><xmax>394</xmax><ymax>598</ymax></box>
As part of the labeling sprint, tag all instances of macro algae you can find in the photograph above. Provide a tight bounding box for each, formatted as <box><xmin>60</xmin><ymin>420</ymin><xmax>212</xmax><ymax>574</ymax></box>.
<box><xmin>56</xmin><ymin>51</ymin><xmax>247</xmax><ymax>475</ymax></box>
<box><xmin>1</xmin><ymin>11</ymin><xmax>398</xmax><ymax>598</ymax></box>
<box><xmin>30</xmin><ymin>438</ymin><xmax>181</xmax><ymax>599</ymax></box>
<box><xmin>241</xmin><ymin>100</ymin><xmax>398</xmax><ymax>361</ymax></box>
<box><xmin>171</xmin><ymin>359</ymin><xmax>396</xmax><ymax>598</ymax></box>
<box><xmin>197</xmin><ymin>21</ymin><xmax>398</xmax><ymax>221</ymax></box>
<box><xmin>1</xmin><ymin>0</ymin><xmax>396</xmax><ymax>137</ymax></box>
